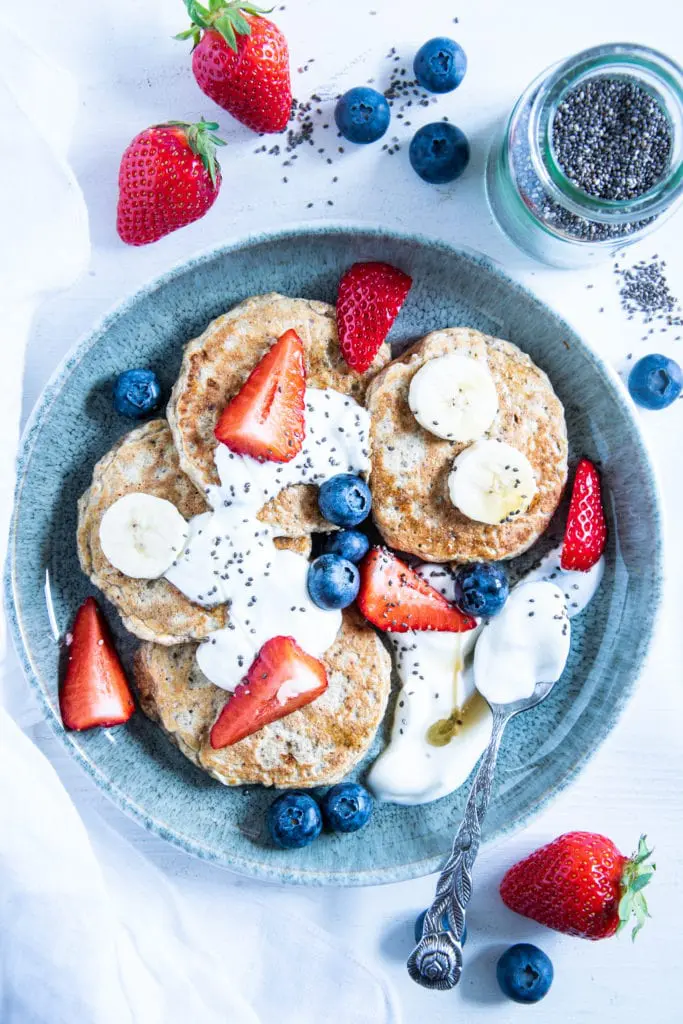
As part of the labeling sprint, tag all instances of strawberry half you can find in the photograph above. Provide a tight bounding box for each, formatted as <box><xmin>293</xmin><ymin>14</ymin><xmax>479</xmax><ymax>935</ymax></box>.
<box><xmin>214</xmin><ymin>328</ymin><xmax>306</xmax><ymax>462</ymax></box>
<box><xmin>357</xmin><ymin>547</ymin><xmax>476</xmax><ymax>632</ymax></box>
<box><xmin>59</xmin><ymin>597</ymin><xmax>135</xmax><ymax>731</ymax></box>
<box><xmin>500</xmin><ymin>832</ymin><xmax>655</xmax><ymax>941</ymax></box>
<box><xmin>117</xmin><ymin>119</ymin><xmax>225</xmax><ymax>246</ymax></box>
<box><xmin>337</xmin><ymin>262</ymin><xmax>412</xmax><ymax>373</ymax></box>
<box><xmin>210</xmin><ymin>636</ymin><xmax>328</xmax><ymax>748</ymax></box>
<box><xmin>560</xmin><ymin>458</ymin><xmax>607</xmax><ymax>571</ymax></box>
<box><xmin>177</xmin><ymin>2</ymin><xmax>292</xmax><ymax>134</ymax></box>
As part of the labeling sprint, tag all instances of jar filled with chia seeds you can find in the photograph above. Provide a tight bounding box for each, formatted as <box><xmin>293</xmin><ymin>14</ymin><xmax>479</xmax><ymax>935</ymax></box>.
<box><xmin>486</xmin><ymin>43</ymin><xmax>683</xmax><ymax>268</ymax></box>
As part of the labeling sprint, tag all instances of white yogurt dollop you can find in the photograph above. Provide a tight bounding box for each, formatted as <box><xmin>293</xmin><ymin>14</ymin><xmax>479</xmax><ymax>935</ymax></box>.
<box><xmin>474</xmin><ymin>581</ymin><xmax>570</xmax><ymax>706</ymax></box>
<box><xmin>164</xmin><ymin>388</ymin><xmax>370</xmax><ymax>690</ymax></box>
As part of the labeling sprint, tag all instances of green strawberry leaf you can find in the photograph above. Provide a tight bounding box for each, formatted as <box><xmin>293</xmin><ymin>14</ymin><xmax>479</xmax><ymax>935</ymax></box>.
<box><xmin>631</xmin><ymin>872</ymin><xmax>654</xmax><ymax>893</ymax></box>
<box><xmin>230</xmin><ymin>10</ymin><xmax>252</xmax><ymax>34</ymax></box>
<box><xmin>177</xmin><ymin>1</ymin><xmax>275</xmax><ymax>50</ymax></box>
<box><xmin>184</xmin><ymin>1</ymin><xmax>211</xmax><ymax>28</ymax></box>
<box><xmin>616</xmin><ymin>834</ymin><xmax>655</xmax><ymax>941</ymax></box>
<box><xmin>163</xmin><ymin>119</ymin><xmax>226</xmax><ymax>188</ymax></box>
<box><xmin>634</xmin><ymin>836</ymin><xmax>654</xmax><ymax>865</ymax></box>
<box><xmin>214</xmin><ymin>12</ymin><xmax>237</xmax><ymax>49</ymax></box>
<box><xmin>174</xmin><ymin>26</ymin><xmax>202</xmax><ymax>47</ymax></box>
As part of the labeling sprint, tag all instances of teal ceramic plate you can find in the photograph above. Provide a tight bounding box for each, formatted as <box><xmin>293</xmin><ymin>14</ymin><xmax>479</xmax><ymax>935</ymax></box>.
<box><xmin>6</xmin><ymin>226</ymin><xmax>662</xmax><ymax>885</ymax></box>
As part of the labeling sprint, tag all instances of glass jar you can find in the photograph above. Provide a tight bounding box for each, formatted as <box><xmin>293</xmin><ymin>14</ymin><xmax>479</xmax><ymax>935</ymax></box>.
<box><xmin>485</xmin><ymin>43</ymin><xmax>683</xmax><ymax>268</ymax></box>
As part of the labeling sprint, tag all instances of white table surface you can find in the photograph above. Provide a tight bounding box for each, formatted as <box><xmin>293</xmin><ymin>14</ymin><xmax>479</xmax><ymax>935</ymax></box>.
<box><xmin>16</xmin><ymin>0</ymin><xmax>683</xmax><ymax>1020</ymax></box>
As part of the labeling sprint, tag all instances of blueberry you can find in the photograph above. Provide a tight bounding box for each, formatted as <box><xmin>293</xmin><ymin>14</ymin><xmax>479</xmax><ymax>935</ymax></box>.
<box><xmin>113</xmin><ymin>369</ymin><xmax>161</xmax><ymax>418</ymax></box>
<box><xmin>409</xmin><ymin>123</ymin><xmax>470</xmax><ymax>184</ymax></box>
<box><xmin>307</xmin><ymin>554</ymin><xmax>360</xmax><ymax>610</ymax></box>
<box><xmin>414</xmin><ymin>910</ymin><xmax>467</xmax><ymax>945</ymax></box>
<box><xmin>318</xmin><ymin>474</ymin><xmax>372</xmax><ymax>527</ymax></box>
<box><xmin>323</xmin><ymin>529</ymin><xmax>370</xmax><ymax>564</ymax></box>
<box><xmin>454</xmin><ymin>562</ymin><xmax>509</xmax><ymax>617</ymax></box>
<box><xmin>496</xmin><ymin>944</ymin><xmax>553</xmax><ymax>1004</ymax></box>
<box><xmin>628</xmin><ymin>353</ymin><xmax>682</xmax><ymax>410</ymax></box>
<box><xmin>413</xmin><ymin>37</ymin><xmax>467</xmax><ymax>93</ymax></box>
<box><xmin>334</xmin><ymin>87</ymin><xmax>390</xmax><ymax>144</ymax></box>
<box><xmin>321</xmin><ymin>782</ymin><xmax>373</xmax><ymax>833</ymax></box>
<box><xmin>267</xmin><ymin>792</ymin><xmax>322</xmax><ymax>849</ymax></box>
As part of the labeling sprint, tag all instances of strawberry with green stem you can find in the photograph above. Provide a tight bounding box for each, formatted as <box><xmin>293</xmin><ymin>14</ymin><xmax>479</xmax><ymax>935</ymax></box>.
<box><xmin>117</xmin><ymin>119</ymin><xmax>225</xmax><ymax>246</ymax></box>
<box><xmin>500</xmin><ymin>831</ymin><xmax>655</xmax><ymax>941</ymax></box>
<box><xmin>177</xmin><ymin>1</ymin><xmax>292</xmax><ymax>134</ymax></box>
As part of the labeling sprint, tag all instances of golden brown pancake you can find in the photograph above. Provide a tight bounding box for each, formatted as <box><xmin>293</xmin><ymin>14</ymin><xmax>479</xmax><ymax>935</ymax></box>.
<box><xmin>134</xmin><ymin>607</ymin><xmax>392</xmax><ymax>788</ymax></box>
<box><xmin>366</xmin><ymin>328</ymin><xmax>568</xmax><ymax>562</ymax></box>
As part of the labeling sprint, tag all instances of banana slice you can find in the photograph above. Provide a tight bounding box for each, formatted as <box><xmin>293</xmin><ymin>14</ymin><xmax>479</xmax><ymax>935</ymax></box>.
<box><xmin>408</xmin><ymin>354</ymin><xmax>498</xmax><ymax>442</ymax></box>
<box><xmin>448</xmin><ymin>440</ymin><xmax>537</xmax><ymax>526</ymax></box>
<box><xmin>99</xmin><ymin>493</ymin><xmax>188</xmax><ymax>579</ymax></box>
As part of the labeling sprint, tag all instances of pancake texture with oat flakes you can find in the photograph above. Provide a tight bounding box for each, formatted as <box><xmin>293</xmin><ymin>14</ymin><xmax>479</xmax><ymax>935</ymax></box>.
<box><xmin>366</xmin><ymin>328</ymin><xmax>568</xmax><ymax>563</ymax></box>
<box><xmin>134</xmin><ymin>607</ymin><xmax>392</xmax><ymax>788</ymax></box>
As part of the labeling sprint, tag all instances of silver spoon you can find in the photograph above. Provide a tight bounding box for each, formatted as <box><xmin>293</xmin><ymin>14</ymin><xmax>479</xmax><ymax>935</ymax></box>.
<box><xmin>406</xmin><ymin>679</ymin><xmax>556</xmax><ymax>991</ymax></box>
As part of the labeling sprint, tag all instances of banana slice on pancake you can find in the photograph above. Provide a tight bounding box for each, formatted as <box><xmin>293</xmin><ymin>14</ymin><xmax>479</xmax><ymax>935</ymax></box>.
<box><xmin>99</xmin><ymin>493</ymin><xmax>188</xmax><ymax>579</ymax></box>
<box><xmin>448</xmin><ymin>440</ymin><xmax>537</xmax><ymax>526</ymax></box>
<box><xmin>408</xmin><ymin>353</ymin><xmax>498</xmax><ymax>442</ymax></box>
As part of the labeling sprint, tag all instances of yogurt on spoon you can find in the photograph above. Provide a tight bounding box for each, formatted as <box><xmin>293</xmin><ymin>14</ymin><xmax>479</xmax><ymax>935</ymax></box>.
<box><xmin>473</xmin><ymin>580</ymin><xmax>570</xmax><ymax>706</ymax></box>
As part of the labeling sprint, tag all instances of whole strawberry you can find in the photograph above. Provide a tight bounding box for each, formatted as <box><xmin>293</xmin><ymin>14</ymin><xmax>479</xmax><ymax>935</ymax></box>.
<box><xmin>117</xmin><ymin>120</ymin><xmax>225</xmax><ymax>246</ymax></box>
<box><xmin>500</xmin><ymin>832</ymin><xmax>654</xmax><ymax>941</ymax></box>
<box><xmin>177</xmin><ymin>1</ymin><xmax>291</xmax><ymax>133</ymax></box>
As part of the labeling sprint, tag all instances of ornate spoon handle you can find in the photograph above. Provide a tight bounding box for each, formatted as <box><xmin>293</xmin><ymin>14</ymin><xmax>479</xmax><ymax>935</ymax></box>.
<box><xmin>407</xmin><ymin>706</ymin><xmax>511</xmax><ymax>990</ymax></box>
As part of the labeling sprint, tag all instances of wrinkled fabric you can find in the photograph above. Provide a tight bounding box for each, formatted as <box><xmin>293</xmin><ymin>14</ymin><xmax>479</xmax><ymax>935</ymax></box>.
<box><xmin>0</xmin><ymin>30</ymin><xmax>398</xmax><ymax>1024</ymax></box>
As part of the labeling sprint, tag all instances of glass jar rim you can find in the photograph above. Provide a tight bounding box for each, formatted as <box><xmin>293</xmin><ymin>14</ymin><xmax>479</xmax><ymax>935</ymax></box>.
<box><xmin>525</xmin><ymin>42</ymin><xmax>683</xmax><ymax>226</ymax></box>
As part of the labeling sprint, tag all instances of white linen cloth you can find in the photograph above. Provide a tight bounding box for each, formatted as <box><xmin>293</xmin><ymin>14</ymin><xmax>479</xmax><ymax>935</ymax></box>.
<box><xmin>0</xmin><ymin>32</ymin><xmax>397</xmax><ymax>1024</ymax></box>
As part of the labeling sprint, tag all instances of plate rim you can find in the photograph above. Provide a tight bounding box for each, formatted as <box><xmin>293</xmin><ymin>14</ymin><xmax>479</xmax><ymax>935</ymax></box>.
<box><xmin>5</xmin><ymin>223</ymin><xmax>664</xmax><ymax>886</ymax></box>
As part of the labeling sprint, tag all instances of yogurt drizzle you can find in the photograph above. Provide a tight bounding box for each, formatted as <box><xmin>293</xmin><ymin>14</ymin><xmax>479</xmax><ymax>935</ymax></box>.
<box><xmin>164</xmin><ymin>388</ymin><xmax>370</xmax><ymax>691</ymax></box>
<box><xmin>368</xmin><ymin>547</ymin><xmax>605</xmax><ymax>805</ymax></box>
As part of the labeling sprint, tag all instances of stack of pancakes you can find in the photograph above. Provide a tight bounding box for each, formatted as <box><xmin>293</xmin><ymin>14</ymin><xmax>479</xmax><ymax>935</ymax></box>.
<box><xmin>78</xmin><ymin>294</ymin><xmax>567</xmax><ymax>788</ymax></box>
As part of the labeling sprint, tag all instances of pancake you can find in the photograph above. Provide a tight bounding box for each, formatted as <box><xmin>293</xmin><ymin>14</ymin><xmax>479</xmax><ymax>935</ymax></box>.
<box><xmin>167</xmin><ymin>293</ymin><xmax>390</xmax><ymax>537</ymax></box>
<box><xmin>366</xmin><ymin>328</ymin><xmax>568</xmax><ymax>563</ymax></box>
<box><xmin>77</xmin><ymin>420</ymin><xmax>311</xmax><ymax>645</ymax></box>
<box><xmin>134</xmin><ymin>607</ymin><xmax>393</xmax><ymax>788</ymax></box>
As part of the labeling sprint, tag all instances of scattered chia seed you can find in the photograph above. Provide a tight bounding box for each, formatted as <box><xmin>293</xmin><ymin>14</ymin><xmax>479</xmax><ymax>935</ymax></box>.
<box><xmin>612</xmin><ymin>255</ymin><xmax>683</xmax><ymax>328</ymax></box>
<box><xmin>249</xmin><ymin>42</ymin><xmax>449</xmax><ymax>211</ymax></box>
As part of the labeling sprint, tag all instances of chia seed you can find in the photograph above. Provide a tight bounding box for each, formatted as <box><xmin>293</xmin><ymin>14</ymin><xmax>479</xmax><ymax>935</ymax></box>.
<box><xmin>247</xmin><ymin>43</ymin><xmax>444</xmax><ymax>208</ymax></box>
<box><xmin>612</xmin><ymin>255</ymin><xmax>683</xmax><ymax>328</ymax></box>
<box><xmin>510</xmin><ymin>74</ymin><xmax>673</xmax><ymax>243</ymax></box>
<box><xmin>552</xmin><ymin>78</ymin><xmax>671</xmax><ymax>200</ymax></box>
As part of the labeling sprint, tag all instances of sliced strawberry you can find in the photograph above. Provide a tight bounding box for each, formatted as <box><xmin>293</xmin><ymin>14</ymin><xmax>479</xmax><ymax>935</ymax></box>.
<box><xmin>357</xmin><ymin>547</ymin><xmax>476</xmax><ymax>633</ymax></box>
<box><xmin>210</xmin><ymin>636</ymin><xmax>328</xmax><ymax>748</ymax></box>
<box><xmin>337</xmin><ymin>262</ymin><xmax>412</xmax><ymax>373</ymax></box>
<box><xmin>59</xmin><ymin>597</ymin><xmax>135</xmax><ymax>731</ymax></box>
<box><xmin>560</xmin><ymin>458</ymin><xmax>607</xmax><ymax>572</ymax></box>
<box><xmin>214</xmin><ymin>328</ymin><xmax>306</xmax><ymax>462</ymax></box>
